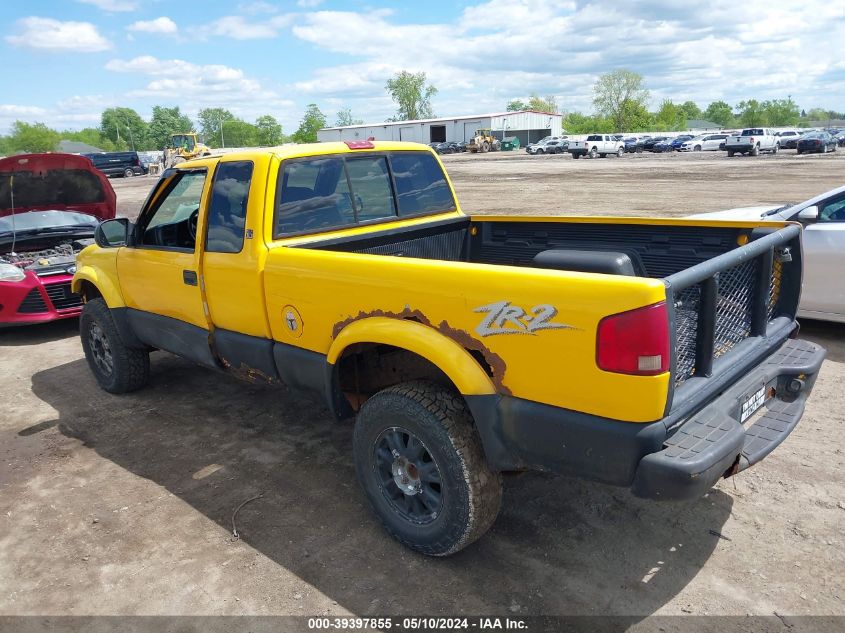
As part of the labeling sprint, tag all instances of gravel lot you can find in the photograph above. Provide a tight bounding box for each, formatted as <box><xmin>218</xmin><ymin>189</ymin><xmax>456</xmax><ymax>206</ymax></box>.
<box><xmin>1</xmin><ymin>150</ymin><xmax>843</xmax><ymax>622</ymax></box>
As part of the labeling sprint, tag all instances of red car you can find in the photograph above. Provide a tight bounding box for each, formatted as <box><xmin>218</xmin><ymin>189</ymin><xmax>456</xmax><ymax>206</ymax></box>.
<box><xmin>0</xmin><ymin>153</ymin><xmax>116</xmax><ymax>326</ymax></box>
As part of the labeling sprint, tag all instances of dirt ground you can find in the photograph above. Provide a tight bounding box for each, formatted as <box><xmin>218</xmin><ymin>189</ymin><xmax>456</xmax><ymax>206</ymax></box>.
<box><xmin>1</xmin><ymin>150</ymin><xmax>843</xmax><ymax>622</ymax></box>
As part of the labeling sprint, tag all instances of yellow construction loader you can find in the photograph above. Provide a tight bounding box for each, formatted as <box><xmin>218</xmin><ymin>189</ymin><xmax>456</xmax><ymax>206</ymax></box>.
<box><xmin>164</xmin><ymin>133</ymin><xmax>212</xmax><ymax>167</ymax></box>
<box><xmin>467</xmin><ymin>128</ymin><xmax>501</xmax><ymax>153</ymax></box>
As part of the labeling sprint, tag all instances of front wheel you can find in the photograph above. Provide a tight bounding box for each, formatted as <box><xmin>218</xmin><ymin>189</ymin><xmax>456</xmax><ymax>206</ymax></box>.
<box><xmin>616</xmin><ymin>147</ymin><xmax>624</xmax><ymax>157</ymax></box>
<box><xmin>80</xmin><ymin>298</ymin><xmax>149</xmax><ymax>394</ymax></box>
<box><xmin>773</xmin><ymin>143</ymin><xmax>779</xmax><ymax>154</ymax></box>
<box><xmin>694</xmin><ymin>145</ymin><xmax>702</xmax><ymax>151</ymax></box>
<box><xmin>727</xmin><ymin>150</ymin><xmax>735</xmax><ymax>157</ymax></box>
<box><xmin>353</xmin><ymin>381</ymin><xmax>502</xmax><ymax>556</ymax></box>
<box><xmin>572</xmin><ymin>153</ymin><xmax>579</xmax><ymax>159</ymax></box>
<box><xmin>123</xmin><ymin>168</ymin><xmax>134</xmax><ymax>178</ymax></box>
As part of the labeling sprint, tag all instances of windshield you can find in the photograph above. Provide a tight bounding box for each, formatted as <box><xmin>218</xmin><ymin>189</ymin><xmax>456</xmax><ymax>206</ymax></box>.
<box><xmin>171</xmin><ymin>134</ymin><xmax>196</xmax><ymax>151</ymax></box>
<box><xmin>0</xmin><ymin>169</ymin><xmax>105</xmax><ymax>212</ymax></box>
<box><xmin>0</xmin><ymin>210</ymin><xmax>99</xmax><ymax>235</ymax></box>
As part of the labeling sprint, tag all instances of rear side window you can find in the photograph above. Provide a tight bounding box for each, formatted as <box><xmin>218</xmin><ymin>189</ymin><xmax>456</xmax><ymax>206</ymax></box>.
<box><xmin>274</xmin><ymin>151</ymin><xmax>455</xmax><ymax>237</ymax></box>
<box><xmin>587</xmin><ymin>135</ymin><xmax>602</xmax><ymax>141</ymax></box>
<box><xmin>206</xmin><ymin>161</ymin><xmax>253</xmax><ymax>254</ymax></box>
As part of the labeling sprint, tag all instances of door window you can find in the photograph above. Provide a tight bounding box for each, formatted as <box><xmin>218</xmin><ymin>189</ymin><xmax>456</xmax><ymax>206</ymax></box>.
<box><xmin>139</xmin><ymin>170</ymin><xmax>206</xmax><ymax>250</ymax></box>
<box><xmin>819</xmin><ymin>196</ymin><xmax>845</xmax><ymax>223</ymax></box>
<box><xmin>206</xmin><ymin>161</ymin><xmax>253</xmax><ymax>253</ymax></box>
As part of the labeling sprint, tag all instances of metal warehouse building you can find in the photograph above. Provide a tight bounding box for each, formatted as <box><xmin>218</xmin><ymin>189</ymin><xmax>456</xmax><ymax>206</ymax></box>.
<box><xmin>317</xmin><ymin>110</ymin><xmax>565</xmax><ymax>147</ymax></box>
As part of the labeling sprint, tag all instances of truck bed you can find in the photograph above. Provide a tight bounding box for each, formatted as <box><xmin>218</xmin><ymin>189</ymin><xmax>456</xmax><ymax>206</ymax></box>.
<box><xmin>300</xmin><ymin>214</ymin><xmax>801</xmax><ymax>412</ymax></box>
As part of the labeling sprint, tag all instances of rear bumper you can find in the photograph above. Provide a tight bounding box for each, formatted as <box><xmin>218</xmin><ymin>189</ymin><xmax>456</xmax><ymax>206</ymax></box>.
<box><xmin>568</xmin><ymin>148</ymin><xmax>588</xmax><ymax>156</ymax></box>
<box><xmin>726</xmin><ymin>143</ymin><xmax>753</xmax><ymax>152</ymax></box>
<box><xmin>466</xmin><ymin>337</ymin><xmax>825</xmax><ymax>501</ymax></box>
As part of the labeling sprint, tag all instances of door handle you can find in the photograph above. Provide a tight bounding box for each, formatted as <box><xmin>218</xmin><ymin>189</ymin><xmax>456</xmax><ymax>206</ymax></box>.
<box><xmin>183</xmin><ymin>270</ymin><xmax>198</xmax><ymax>286</ymax></box>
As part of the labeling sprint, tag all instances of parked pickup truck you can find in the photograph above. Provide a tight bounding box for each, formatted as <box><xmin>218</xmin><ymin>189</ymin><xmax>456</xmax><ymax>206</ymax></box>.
<box><xmin>73</xmin><ymin>141</ymin><xmax>825</xmax><ymax>556</ymax></box>
<box><xmin>725</xmin><ymin>128</ymin><xmax>780</xmax><ymax>156</ymax></box>
<box><xmin>568</xmin><ymin>134</ymin><xmax>625</xmax><ymax>158</ymax></box>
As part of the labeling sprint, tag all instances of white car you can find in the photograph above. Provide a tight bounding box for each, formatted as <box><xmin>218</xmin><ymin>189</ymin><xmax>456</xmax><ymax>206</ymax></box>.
<box><xmin>680</xmin><ymin>133</ymin><xmax>729</xmax><ymax>152</ymax></box>
<box><xmin>525</xmin><ymin>136</ymin><xmax>566</xmax><ymax>154</ymax></box>
<box><xmin>568</xmin><ymin>134</ymin><xmax>625</xmax><ymax>158</ymax></box>
<box><xmin>689</xmin><ymin>186</ymin><xmax>845</xmax><ymax>322</ymax></box>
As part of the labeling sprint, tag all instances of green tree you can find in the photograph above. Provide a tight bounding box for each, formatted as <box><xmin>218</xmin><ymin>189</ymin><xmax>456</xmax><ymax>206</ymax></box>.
<box><xmin>6</xmin><ymin>121</ymin><xmax>60</xmax><ymax>153</ymax></box>
<box><xmin>255</xmin><ymin>115</ymin><xmax>284</xmax><ymax>146</ymax></box>
<box><xmin>562</xmin><ymin>112</ymin><xmax>614</xmax><ymax>134</ymax></box>
<box><xmin>197</xmin><ymin>107</ymin><xmax>235</xmax><ymax>148</ymax></box>
<box><xmin>221</xmin><ymin>120</ymin><xmax>258</xmax><ymax>147</ymax></box>
<box><xmin>527</xmin><ymin>94</ymin><xmax>558</xmax><ymax>114</ymax></box>
<box><xmin>620</xmin><ymin>99</ymin><xmax>654</xmax><ymax>131</ymax></box>
<box><xmin>653</xmin><ymin>100</ymin><xmax>687</xmax><ymax>131</ymax></box>
<box><xmin>703</xmin><ymin>100</ymin><xmax>734</xmax><ymax>127</ymax></box>
<box><xmin>736</xmin><ymin>99</ymin><xmax>768</xmax><ymax>127</ymax></box>
<box><xmin>100</xmin><ymin>107</ymin><xmax>148</xmax><ymax>150</ymax></box>
<box><xmin>385</xmin><ymin>70</ymin><xmax>438</xmax><ymax>121</ymax></box>
<box><xmin>506</xmin><ymin>99</ymin><xmax>528</xmax><ymax>112</ymax></box>
<box><xmin>762</xmin><ymin>98</ymin><xmax>800</xmax><ymax>126</ymax></box>
<box><xmin>147</xmin><ymin>105</ymin><xmax>194</xmax><ymax>150</ymax></box>
<box><xmin>680</xmin><ymin>100</ymin><xmax>702</xmax><ymax>120</ymax></box>
<box><xmin>291</xmin><ymin>104</ymin><xmax>326</xmax><ymax>144</ymax></box>
<box><xmin>592</xmin><ymin>69</ymin><xmax>650</xmax><ymax>132</ymax></box>
<box><xmin>335</xmin><ymin>108</ymin><xmax>363</xmax><ymax>127</ymax></box>
<box><xmin>60</xmin><ymin>127</ymin><xmax>119</xmax><ymax>151</ymax></box>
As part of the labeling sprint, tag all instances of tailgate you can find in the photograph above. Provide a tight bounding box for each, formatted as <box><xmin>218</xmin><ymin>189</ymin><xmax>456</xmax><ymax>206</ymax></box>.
<box><xmin>663</xmin><ymin>223</ymin><xmax>802</xmax><ymax>425</ymax></box>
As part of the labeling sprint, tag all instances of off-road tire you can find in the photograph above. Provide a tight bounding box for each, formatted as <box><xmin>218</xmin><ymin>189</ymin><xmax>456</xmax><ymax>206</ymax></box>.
<box><xmin>481</xmin><ymin>142</ymin><xmax>490</xmax><ymax>153</ymax></box>
<box><xmin>353</xmin><ymin>381</ymin><xmax>502</xmax><ymax>556</ymax></box>
<box><xmin>80</xmin><ymin>298</ymin><xmax>149</xmax><ymax>394</ymax></box>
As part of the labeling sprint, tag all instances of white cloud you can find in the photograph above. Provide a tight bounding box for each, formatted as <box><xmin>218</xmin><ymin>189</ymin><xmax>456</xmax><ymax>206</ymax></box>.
<box><xmin>127</xmin><ymin>17</ymin><xmax>178</xmax><ymax>35</ymax></box>
<box><xmin>297</xmin><ymin>0</ymin><xmax>324</xmax><ymax>7</ymax></box>
<box><xmin>287</xmin><ymin>0</ymin><xmax>845</xmax><ymax>122</ymax></box>
<box><xmin>200</xmin><ymin>14</ymin><xmax>294</xmax><ymax>40</ymax></box>
<box><xmin>6</xmin><ymin>17</ymin><xmax>111</xmax><ymax>52</ymax></box>
<box><xmin>76</xmin><ymin>0</ymin><xmax>138</xmax><ymax>11</ymax></box>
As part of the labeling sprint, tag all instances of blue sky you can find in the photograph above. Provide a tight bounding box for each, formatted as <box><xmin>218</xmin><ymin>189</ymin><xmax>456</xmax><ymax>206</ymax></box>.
<box><xmin>1</xmin><ymin>0</ymin><xmax>844</xmax><ymax>135</ymax></box>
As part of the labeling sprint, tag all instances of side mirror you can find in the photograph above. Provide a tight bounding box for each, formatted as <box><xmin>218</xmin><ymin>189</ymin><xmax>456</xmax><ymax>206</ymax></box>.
<box><xmin>797</xmin><ymin>206</ymin><xmax>819</xmax><ymax>222</ymax></box>
<box><xmin>95</xmin><ymin>218</ymin><xmax>131</xmax><ymax>248</ymax></box>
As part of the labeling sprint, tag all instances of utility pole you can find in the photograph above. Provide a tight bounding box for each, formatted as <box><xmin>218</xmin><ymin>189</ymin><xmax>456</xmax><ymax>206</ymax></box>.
<box><xmin>219</xmin><ymin>116</ymin><xmax>225</xmax><ymax>148</ymax></box>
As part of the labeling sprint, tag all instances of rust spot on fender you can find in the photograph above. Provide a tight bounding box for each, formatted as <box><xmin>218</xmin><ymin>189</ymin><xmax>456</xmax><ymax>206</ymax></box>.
<box><xmin>331</xmin><ymin>307</ymin><xmax>510</xmax><ymax>395</ymax></box>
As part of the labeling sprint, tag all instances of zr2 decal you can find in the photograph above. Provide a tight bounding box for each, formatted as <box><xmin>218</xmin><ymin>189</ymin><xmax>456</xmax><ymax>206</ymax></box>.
<box><xmin>474</xmin><ymin>301</ymin><xmax>575</xmax><ymax>337</ymax></box>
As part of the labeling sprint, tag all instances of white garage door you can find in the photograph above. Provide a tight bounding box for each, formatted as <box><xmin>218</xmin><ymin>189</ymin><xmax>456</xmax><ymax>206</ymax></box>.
<box><xmin>398</xmin><ymin>126</ymin><xmax>419</xmax><ymax>142</ymax></box>
<box><xmin>462</xmin><ymin>121</ymin><xmax>485</xmax><ymax>142</ymax></box>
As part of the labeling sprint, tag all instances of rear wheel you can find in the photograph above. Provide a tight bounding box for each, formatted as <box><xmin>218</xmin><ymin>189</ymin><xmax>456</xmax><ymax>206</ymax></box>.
<box><xmin>727</xmin><ymin>150</ymin><xmax>735</xmax><ymax>157</ymax></box>
<box><xmin>773</xmin><ymin>143</ymin><xmax>780</xmax><ymax>154</ymax></box>
<box><xmin>123</xmin><ymin>168</ymin><xmax>134</xmax><ymax>178</ymax></box>
<box><xmin>80</xmin><ymin>298</ymin><xmax>149</xmax><ymax>394</ymax></box>
<box><xmin>353</xmin><ymin>381</ymin><xmax>502</xmax><ymax>556</ymax></box>
<box><xmin>751</xmin><ymin>144</ymin><xmax>760</xmax><ymax>156</ymax></box>
<box><xmin>797</xmin><ymin>149</ymin><xmax>803</xmax><ymax>155</ymax></box>
<box><xmin>694</xmin><ymin>145</ymin><xmax>702</xmax><ymax>151</ymax></box>
<box><xmin>481</xmin><ymin>142</ymin><xmax>490</xmax><ymax>153</ymax></box>
<box><xmin>589</xmin><ymin>147</ymin><xmax>598</xmax><ymax>159</ymax></box>
<box><xmin>572</xmin><ymin>153</ymin><xmax>579</xmax><ymax>159</ymax></box>
<box><xmin>617</xmin><ymin>147</ymin><xmax>624</xmax><ymax>157</ymax></box>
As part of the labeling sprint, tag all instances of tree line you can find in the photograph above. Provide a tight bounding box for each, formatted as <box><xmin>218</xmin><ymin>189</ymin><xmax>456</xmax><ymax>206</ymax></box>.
<box><xmin>1</xmin><ymin>69</ymin><xmax>841</xmax><ymax>155</ymax></box>
<box><xmin>508</xmin><ymin>70</ymin><xmax>841</xmax><ymax>134</ymax></box>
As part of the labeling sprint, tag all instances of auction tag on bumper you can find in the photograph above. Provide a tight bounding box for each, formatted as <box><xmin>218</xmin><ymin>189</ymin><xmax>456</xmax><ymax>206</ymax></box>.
<box><xmin>740</xmin><ymin>386</ymin><xmax>767</xmax><ymax>423</ymax></box>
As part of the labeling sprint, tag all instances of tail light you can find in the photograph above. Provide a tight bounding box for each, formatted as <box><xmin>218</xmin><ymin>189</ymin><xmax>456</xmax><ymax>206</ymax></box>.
<box><xmin>597</xmin><ymin>302</ymin><xmax>669</xmax><ymax>375</ymax></box>
<box><xmin>748</xmin><ymin>137</ymin><xmax>754</xmax><ymax>143</ymax></box>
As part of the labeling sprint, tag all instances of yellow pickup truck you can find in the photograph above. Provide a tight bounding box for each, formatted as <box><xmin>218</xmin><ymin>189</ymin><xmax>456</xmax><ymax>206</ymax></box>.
<box><xmin>73</xmin><ymin>141</ymin><xmax>825</xmax><ymax>556</ymax></box>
